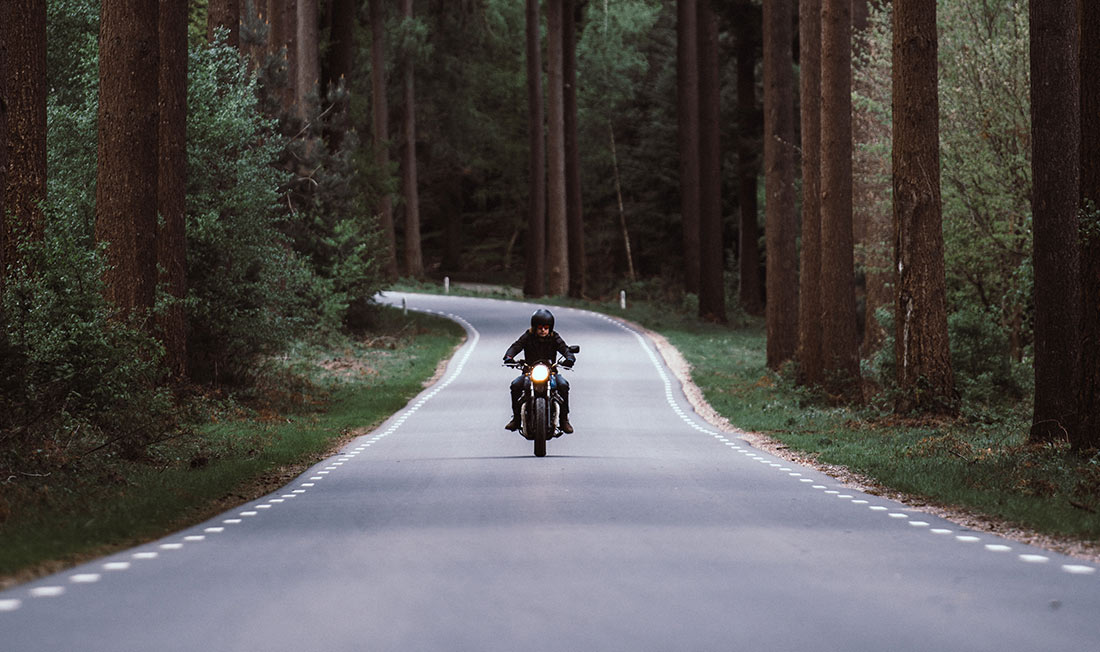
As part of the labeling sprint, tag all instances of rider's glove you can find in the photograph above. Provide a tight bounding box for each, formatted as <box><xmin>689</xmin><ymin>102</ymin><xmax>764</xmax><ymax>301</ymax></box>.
<box><xmin>562</xmin><ymin>359</ymin><xmax>574</xmax><ymax>368</ymax></box>
<box><xmin>503</xmin><ymin>355</ymin><xmax>514</xmax><ymax>363</ymax></box>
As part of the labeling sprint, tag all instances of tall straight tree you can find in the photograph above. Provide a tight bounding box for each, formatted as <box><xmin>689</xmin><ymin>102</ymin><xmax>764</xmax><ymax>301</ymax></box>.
<box><xmin>735</xmin><ymin>12</ymin><xmax>763</xmax><ymax>317</ymax></box>
<box><xmin>96</xmin><ymin>0</ymin><xmax>159</xmax><ymax>320</ymax></box>
<box><xmin>158</xmin><ymin>0</ymin><xmax>189</xmax><ymax>379</ymax></box>
<box><xmin>524</xmin><ymin>0</ymin><xmax>546</xmax><ymax>297</ymax></box>
<box><xmin>546</xmin><ymin>0</ymin><xmax>569</xmax><ymax>295</ymax></box>
<box><xmin>697</xmin><ymin>0</ymin><xmax>725</xmax><ymax>322</ymax></box>
<box><xmin>369</xmin><ymin>0</ymin><xmax>397</xmax><ymax>279</ymax></box>
<box><xmin>676</xmin><ymin>0</ymin><xmax>701</xmax><ymax>294</ymax></box>
<box><xmin>763</xmin><ymin>0</ymin><xmax>796</xmax><ymax>362</ymax></box>
<box><xmin>564</xmin><ymin>0</ymin><xmax>585</xmax><ymax>298</ymax></box>
<box><xmin>797</xmin><ymin>0</ymin><xmax>823</xmax><ymax>383</ymax></box>
<box><xmin>322</xmin><ymin>0</ymin><xmax>356</xmax><ymax>149</ymax></box>
<box><xmin>400</xmin><ymin>0</ymin><xmax>423</xmax><ymax>278</ymax></box>
<box><xmin>296</xmin><ymin>0</ymin><xmax>320</xmax><ymax>126</ymax></box>
<box><xmin>207</xmin><ymin>0</ymin><xmax>240</xmax><ymax>46</ymax></box>
<box><xmin>819</xmin><ymin>0</ymin><xmax>861</xmax><ymax>401</ymax></box>
<box><xmin>892</xmin><ymin>0</ymin><xmax>955</xmax><ymax>413</ymax></box>
<box><xmin>1081</xmin><ymin>0</ymin><xmax>1100</xmax><ymax>448</ymax></box>
<box><xmin>1</xmin><ymin>0</ymin><xmax>47</xmax><ymax>290</ymax></box>
<box><xmin>1029</xmin><ymin>0</ymin><xmax>1081</xmax><ymax>442</ymax></box>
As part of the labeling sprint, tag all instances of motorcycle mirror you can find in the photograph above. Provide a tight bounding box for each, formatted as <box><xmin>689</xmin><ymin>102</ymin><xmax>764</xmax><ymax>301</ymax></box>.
<box><xmin>568</xmin><ymin>345</ymin><xmax>580</xmax><ymax>354</ymax></box>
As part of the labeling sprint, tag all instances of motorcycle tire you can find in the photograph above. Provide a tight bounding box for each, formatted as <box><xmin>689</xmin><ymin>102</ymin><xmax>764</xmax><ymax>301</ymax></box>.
<box><xmin>533</xmin><ymin>396</ymin><xmax>548</xmax><ymax>457</ymax></box>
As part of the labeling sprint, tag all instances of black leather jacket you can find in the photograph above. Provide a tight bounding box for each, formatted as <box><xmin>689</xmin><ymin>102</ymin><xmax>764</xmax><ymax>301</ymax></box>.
<box><xmin>505</xmin><ymin>330</ymin><xmax>575</xmax><ymax>366</ymax></box>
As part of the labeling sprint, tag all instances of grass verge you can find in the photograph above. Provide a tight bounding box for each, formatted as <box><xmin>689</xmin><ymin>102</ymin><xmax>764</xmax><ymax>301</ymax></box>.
<box><xmin>0</xmin><ymin>306</ymin><xmax>464</xmax><ymax>586</ymax></box>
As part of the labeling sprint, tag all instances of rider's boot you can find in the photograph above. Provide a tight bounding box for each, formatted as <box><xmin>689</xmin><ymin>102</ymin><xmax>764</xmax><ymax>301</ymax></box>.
<box><xmin>504</xmin><ymin>406</ymin><xmax>521</xmax><ymax>431</ymax></box>
<box><xmin>559</xmin><ymin>413</ymin><xmax>573</xmax><ymax>434</ymax></box>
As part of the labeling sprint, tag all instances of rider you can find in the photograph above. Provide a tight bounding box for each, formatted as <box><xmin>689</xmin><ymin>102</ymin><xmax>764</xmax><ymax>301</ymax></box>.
<box><xmin>503</xmin><ymin>309</ymin><xmax>576</xmax><ymax>433</ymax></box>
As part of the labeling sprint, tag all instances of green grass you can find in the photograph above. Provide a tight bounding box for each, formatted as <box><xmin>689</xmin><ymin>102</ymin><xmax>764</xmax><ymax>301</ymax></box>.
<box><xmin>0</xmin><ymin>307</ymin><xmax>464</xmax><ymax>582</ymax></box>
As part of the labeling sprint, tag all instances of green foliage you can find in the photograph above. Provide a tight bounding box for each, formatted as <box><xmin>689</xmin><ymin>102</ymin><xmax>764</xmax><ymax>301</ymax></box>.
<box><xmin>0</xmin><ymin>217</ymin><xmax>177</xmax><ymax>467</ymax></box>
<box><xmin>185</xmin><ymin>37</ymin><xmax>324</xmax><ymax>382</ymax></box>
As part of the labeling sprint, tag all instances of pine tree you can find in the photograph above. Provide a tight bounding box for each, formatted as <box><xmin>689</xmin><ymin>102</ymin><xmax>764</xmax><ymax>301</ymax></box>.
<box><xmin>1081</xmin><ymin>0</ymin><xmax>1100</xmax><ymax>448</ymax></box>
<box><xmin>525</xmin><ymin>0</ymin><xmax>546</xmax><ymax>297</ymax></box>
<box><xmin>697</xmin><ymin>0</ymin><xmax>725</xmax><ymax>322</ymax></box>
<box><xmin>892</xmin><ymin>0</ymin><xmax>956</xmax><ymax>413</ymax></box>
<box><xmin>1029</xmin><ymin>0</ymin><xmax>1081</xmax><ymax>441</ymax></box>
<box><xmin>797</xmin><ymin>0</ymin><xmax>823</xmax><ymax>383</ymax></box>
<box><xmin>764</xmin><ymin>0</ymin><xmax>797</xmax><ymax>361</ymax></box>
<box><xmin>676</xmin><ymin>0</ymin><xmax>701</xmax><ymax>295</ymax></box>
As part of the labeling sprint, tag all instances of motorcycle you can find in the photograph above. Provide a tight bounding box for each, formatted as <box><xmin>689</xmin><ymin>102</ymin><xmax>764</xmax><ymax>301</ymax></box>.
<box><xmin>504</xmin><ymin>345</ymin><xmax>580</xmax><ymax>457</ymax></box>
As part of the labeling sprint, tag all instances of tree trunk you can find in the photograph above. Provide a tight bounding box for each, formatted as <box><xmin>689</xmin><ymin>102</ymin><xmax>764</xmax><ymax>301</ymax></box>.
<box><xmin>797</xmin><ymin>0</ymin><xmax>823</xmax><ymax>383</ymax></box>
<box><xmin>564</xmin><ymin>0</ymin><xmax>585</xmax><ymax>298</ymax></box>
<box><xmin>819</xmin><ymin>0</ymin><xmax>861</xmax><ymax>401</ymax></box>
<box><xmin>1029</xmin><ymin>0</ymin><xmax>1081</xmax><ymax>442</ymax></box>
<box><xmin>524</xmin><ymin>0</ymin><xmax>546</xmax><ymax>297</ymax></box>
<box><xmin>764</xmin><ymin>0</ymin><xmax>797</xmax><ymax>363</ymax></box>
<box><xmin>370</xmin><ymin>0</ymin><xmax>397</xmax><ymax>279</ymax></box>
<box><xmin>676</xmin><ymin>0</ymin><xmax>701</xmax><ymax>295</ymax></box>
<box><xmin>1</xmin><ymin>0</ymin><xmax>47</xmax><ymax>290</ymax></box>
<box><xmin>207</xmin><ymin>0</ymin><xmax>240</xmax><ymax>46</ymax></box>
<box><xmin>323</xmin><ymin>0</ymin><xmax>356</xmax><ymax>150</ymax></box>
<box><xmin>401</xmin><ymin>0</ymin><xmax>423</xmax><ymax>279</ymax></box>
<box><xmin>735</xmin><ymin>23</ymin><xmax>763</xmax><ymax>317</ymax></box>
<box><xmin>697</xmin><ymin>0</ymin><xmax>725</xmax><ymax>322</ymax></box>
<box><xmin>296</xmin><ymin>0</ymin><xmax>320</xmax><ymax>126</ymax></box>
<box><xmin>1080</xmin><ymin>0</ymin><xmax>1100</xmax><ymax>448</ymax></box>
<box><xmin>96</xmin><ymin>0</ymin><xmax>159</xmax><ymax>321</ymax></box>
<box><xmin>546</xmin><ymin>0</ymin><xmax>569</xmax><ymax>295</ymax></box>
<box><xmin>158</xmin><ymin>0</ymin><xmax>189</xmax><ymax>380</ymax></box>
<box><xmin>892</xmin><ymin>0</ymin><xmax>956</xmax><ymax>413</ymax></box>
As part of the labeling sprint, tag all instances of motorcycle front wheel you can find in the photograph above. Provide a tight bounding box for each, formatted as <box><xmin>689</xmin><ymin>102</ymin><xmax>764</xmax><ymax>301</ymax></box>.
<box><xmin>533</xmin><ymin>396</ymin><xmax>548</xmax><ymax>457</ymax></box>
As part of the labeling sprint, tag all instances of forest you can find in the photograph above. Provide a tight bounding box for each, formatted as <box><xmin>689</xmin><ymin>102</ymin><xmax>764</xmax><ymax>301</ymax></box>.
<box><xmin>1</xmin><ymin>0</ymin><xmax>1099</xmax><ymax>476</ymax></box>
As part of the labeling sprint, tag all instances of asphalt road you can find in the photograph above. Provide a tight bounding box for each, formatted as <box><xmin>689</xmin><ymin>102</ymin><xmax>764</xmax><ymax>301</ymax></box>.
<box><xmin>3</xmin><ymin>292</ymin><xmax>1099</xmax><ymax>651</ymax></box>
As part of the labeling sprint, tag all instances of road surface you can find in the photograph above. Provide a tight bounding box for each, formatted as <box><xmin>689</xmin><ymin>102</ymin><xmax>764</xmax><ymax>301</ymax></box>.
<box><xmin>3</xmin><ymin>292</ymin><xmax>1098</xmax><ymax>651</ymax></box>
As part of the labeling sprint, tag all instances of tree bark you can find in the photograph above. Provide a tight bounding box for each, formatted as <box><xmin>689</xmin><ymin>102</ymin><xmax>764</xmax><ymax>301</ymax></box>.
<box><xmin>1</xmin><ymin>0</ymin><xmax>47</xmax><ymax>289</ymax></box>
<box><xmin>1081</xmin><ymin>0</ymin><xmax>1100</xmax><ymax>448</ymax></box>
<box><xmin>677</xmin><ymin>0</ymin><xmax>701</xmax><ymax>295</ymax></box>
<box><xmin>401</xmin><ymin>0</ymin><xmax>423</xmax><ymax>279</ymax></box>
<box><xmin>296</xmin><ymin>0</ymin><xmax>320</xmax><ymax>126</ymax></box>
<box><xmin>735</xmin><ymin>22</ymin><xmax>763</xmax><ymax>317</ymax></box>
<box><xmin>764</xmin><ymin>0</ymin><xmax>797</xmax><ymax>362</ymax></box>
<box><xmin>564</xmin><ymin>0</ymin><xmax>585</xmax><ymax>298</ymax></box>
<box><xmin>819</xmin><ymin>0</ymin><xmax>861</xmax><ymax>401</ymax></box>
<box><xmin>96</xmin><ymin>0</ymin><xmax>159</xmax><ymax>321</ymax></box>
<box><xmin>697</xmin><ymin>0</ymin><xmax>725</xmax><ymax>322</ymax></box>
<box><xmin>207</xmin><ymin>0</ymin><xmax>240</xmax><ymax>46</ymax></box>
<box><xmin>546</xmin><ymin>0</ymin><xmax>569</xmax><ymax>295</ymax></box>
<box><xmin>797</xmin><ymin>0</ymin><xmax>823</xmax><ymax>383</ymax></box>
<box><xmin>158</xmin><ymin>0</ymin><xmax>189</xmax><ymax>380</ymax></box>
<box><xmin>892</xmin><ymin>0</ymin><xmax>956</xmax><ymax>413</ymax></box>
<box><xmin>524</xmin><ymin>0</ymin><xmax>546</xmax><ymax>297</ymax></box>
<box><xmin>370</xmin><ymin>0</ymin><xmax>397</xmax><ymax>279</ymax></box>
<box><xmin>1029</xmin><ymin>0</ymin><xmax>1081</xmax><ymax>442</ymax></box>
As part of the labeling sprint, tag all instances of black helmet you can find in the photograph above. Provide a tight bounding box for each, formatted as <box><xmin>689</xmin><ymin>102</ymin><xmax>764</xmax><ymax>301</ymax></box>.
<box><xmin>531</xmin><ymin>309</ymin><xmax>555</xmax><ymax>332</ymax></box>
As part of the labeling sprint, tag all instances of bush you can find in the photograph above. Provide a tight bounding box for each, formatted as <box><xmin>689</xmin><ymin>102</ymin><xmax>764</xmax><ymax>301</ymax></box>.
<box><xmin>1</xmin><ymin>218</ymin><xmax>176</xmax><ymax>467</ymax></box>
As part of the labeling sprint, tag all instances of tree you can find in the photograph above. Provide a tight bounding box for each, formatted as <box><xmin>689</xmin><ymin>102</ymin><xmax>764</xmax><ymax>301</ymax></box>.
<box><xmin>96</xmin><ymin>0</ymin><xmax>159</xmax><ymax>320</ymax></box>
<box><xmin>546</xmin><ymin>0</ymin><xmax>569</xmax><ymax>295</ymax></box>
<box><xmin>323</xmin><ymin>0</ymin><xmax>356</xmax><ymax>149</ymax></box>
<box><xmin>400</xmin><ymin>0</ymin><xmax>423</xmax><ymax>278</ymax></box>
<box><xmin>1082</xmin><ymin>0</ymin><xmax>1100</xmax><ymax>448</ymax></box>
<box><xmin>1</xmin><ymin>0</ymin><xmax>47</xmax><ymax>290</ymax></box>
<box><xmin>764</xmin><ymin>0</ymin><xmax>796</xmax><ymax>362</ymax></box>
<box><xmin>797</xmin><ymin>0</ymin><xmax>822</xmax><ymax>383</ymax></box>
<box><xmin>564</xmin><ymin>0</ymin><xmax>585</xmax><ymax>298</ymax></box>
<box><xmin>370</xmin><ymin>0</ymin><xmax>397</xmax><ymax>279</ymax></box>
<box><xmin>892</xmin><ymin>0</ymin><xmax>955</xmax><ymax>413</ymax></box>
<box><xmin>158</xmin><ymin>0</ymin><xmax>189</xmax><ymax>379</ymax></box>
<box><xmin>676</xmin><ymin>0</ymin><xmax>701</xmax><ymax>295</ymax></box>
<box><xmin>697</xmin><ymin>0</ymin><xmax>725</xmax><ymax>322</ymax></box>
<box><xmin>819</xmin><ymin>0</ymin><xmax>861</xmax><ymax>400</ymax></box>
<box><xmin>524</xmin><ymin>0</ymin><xmax>546</xmax><ymax>297</ymax></box>
<box><xmin>208</xmin><ymin>0</ymin><xmax>241</xmax><ymax>47</ymax></box>
<box><xmin>734</xmin><ymin>6</ymin><xmax>763</xmax><ymax>317</ymax></box>
<box><xmin>296</xmin><ymin>0</ymin><xmax>320</xmax><ymax>127</ymax></box>
<box><xmin>1029</xmin><ymin>0</ymin><xmax>1081</xmax><ymax>442</ymax></box>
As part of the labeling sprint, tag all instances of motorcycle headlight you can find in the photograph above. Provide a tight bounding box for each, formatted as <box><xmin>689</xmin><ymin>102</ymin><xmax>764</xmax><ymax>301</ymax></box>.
<box><xmin>531</xmin><ymin>363</ymin><xmax>550</xmax><ymax>383</ymax></box>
